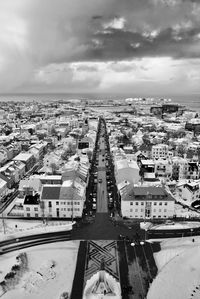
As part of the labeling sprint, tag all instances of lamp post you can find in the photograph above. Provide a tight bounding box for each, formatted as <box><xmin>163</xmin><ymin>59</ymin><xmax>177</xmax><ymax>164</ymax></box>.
<box><xmin>190</xmin><ymin>228</ymin><xmax>193</xmax><ymax>237</ymax></box>
<box><xmin>145</xmin><ymin>229</ymin><xmax>147</xmax><ymax>242</ymax></box>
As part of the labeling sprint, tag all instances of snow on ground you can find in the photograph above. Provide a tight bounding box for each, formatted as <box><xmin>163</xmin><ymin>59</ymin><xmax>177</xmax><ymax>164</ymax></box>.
<box><xmin>140</xmin><ymin>221</ymin><xmax>200</xmax><ymax>231</ymax></box>
<box><xmin>150</xmin><ymin>221</ymin><xmax>200</xmax><ymax>230</ymax></box>
<box><xmin>147</xmin><ymin>236</ymin><xmax>200</xmax><ymax>299</ymax></box>
<box><xmin>0</xmin><ymin>219</ymin><xmax>74</xmax><ymax>241</ymax></box>
<box><xmin>0</xmin><ymin>240</ymin><xmax>79</xmax><ymax>299</ymax></box>
<box><xmin>2</xmin><ymin>196</ymin><xmax>22</xmax><ymax>216</ymax></box>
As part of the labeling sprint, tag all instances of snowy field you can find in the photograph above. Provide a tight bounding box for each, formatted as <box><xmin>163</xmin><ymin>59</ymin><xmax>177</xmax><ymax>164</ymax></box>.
<box><xmin>0</xmin><ymin>219</ymin><xmax>74</xmax><ymax>241</ymax></box>
<box><xmin>150</xmin><ymin>221</ymin><xmax>200</xmax><ymax>230</ymax></box>
<box><xmin>140</xmin><ymin>221</ymin><xmax>200</xmax><ymax>231</ymax></box>
<box><xmin>0</xmin><ymin>240</ymin><xmax>79</xmax><ymax>299</ymax></box>
<box><xmin>147</xmin><ymin>236</ymin><xmax>200</xmax><ymax>299</ymax></box>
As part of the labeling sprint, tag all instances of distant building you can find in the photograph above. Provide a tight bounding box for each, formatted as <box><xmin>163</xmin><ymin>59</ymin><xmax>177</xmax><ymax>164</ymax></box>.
<box><xmin>140</xmin><ymin>159</ymin><xmax>156</xmax><ymax>180</ymax></box>
<box><xmin>115</xmin><ymin>159</ymin><xmax>140</xmax><ymax>185</ymax></box>
<box><xmin>152</xmin><ymin>144</ymin><xmax>169</xmax><ymax>160</ymax></box>
<box><xmin>176</xmin><ymin>182</ymin><xmax>200</xmax><ymax>205</ymax></box>
<box><xmin>13</xmin><ymin>152</ymin><xmax>35</xmax><ymax>171</ymax></box>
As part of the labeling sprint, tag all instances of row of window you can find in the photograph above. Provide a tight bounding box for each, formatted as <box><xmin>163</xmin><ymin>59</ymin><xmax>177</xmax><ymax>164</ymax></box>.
<box><xmin>130</xmin><ymin>202</ymin><xmax>168</xmax><ymax>206</ymax></box>
<box><xmin>60</xmin><ymin>208</ymin><xmax>80</xmax><ymax>211</ymax></box>
<box><xmin>55</xmin><ymin>201</ymin><xmax>80</xmax><ymax>205</ymax></box>
<box><xmin>27</xmin><ymin>213</ymin><xmax>38</xmax><ymax>217</ymax></box>
<box><xmin>26</xmin><ymin>207</ymin><xmax>38</xmax><ymax>211</ymax></box>
<box><xmin>128</xmin><ymin>215</ymin><xmax>168</xmax><ymax>218</ymax></box>
<box><xmin>130</xmin><ymin>208</ymin><xmax>167</xmax><ymax>213</ymax></box>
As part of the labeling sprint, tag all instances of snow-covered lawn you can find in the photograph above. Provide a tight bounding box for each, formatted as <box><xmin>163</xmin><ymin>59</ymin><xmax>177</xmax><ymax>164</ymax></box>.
<box><xmin>150</xmin><ymin>221</ymin><xmax>200</xmax><ymax>230</ymax></box>
<box><xmin>0</xmin><ymin>240</ymin><xmax>79</xmax><ymax>299</ymax></box>
<box><xmin>147</xmin><ymin>237</ymin><xmax>200</xmax><ymax>299</ymax></box>
<box><xmin>0</xmin><ymin>219</ymin><xmax>73</xmax><ymax>242</ymax></box>
<box><xmin>140</xmin><ymin>221</ymin><xmax>200</xmax><ymax>231</ymax></box>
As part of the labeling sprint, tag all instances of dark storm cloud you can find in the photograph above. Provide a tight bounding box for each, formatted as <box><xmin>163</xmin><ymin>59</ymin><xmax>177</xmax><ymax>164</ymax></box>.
<box><xmin>81</xmin><ymin>24</ymin><xmax>200</xmax><ymax>61</ymax></box>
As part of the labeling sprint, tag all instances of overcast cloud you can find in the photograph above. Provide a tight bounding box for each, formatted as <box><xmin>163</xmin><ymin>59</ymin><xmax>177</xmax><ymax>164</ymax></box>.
<box><xmin>0</xmin><ymin>0</ymin><xmax>200</xmax><ymax>94</ymax></box>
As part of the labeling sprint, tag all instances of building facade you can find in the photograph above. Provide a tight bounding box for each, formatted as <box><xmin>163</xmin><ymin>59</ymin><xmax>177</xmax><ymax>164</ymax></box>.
<box><xmin>120</xmin><ymin>186</ymin><xmax>175</xmax><ymax>219</ymax></box>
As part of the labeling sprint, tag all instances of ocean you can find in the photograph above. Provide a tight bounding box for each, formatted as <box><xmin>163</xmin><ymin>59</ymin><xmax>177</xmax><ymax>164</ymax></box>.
<box><xmin>0</xmin><ymin>93</ymin><xmax>200</xmax><ymax>112</ymax></box>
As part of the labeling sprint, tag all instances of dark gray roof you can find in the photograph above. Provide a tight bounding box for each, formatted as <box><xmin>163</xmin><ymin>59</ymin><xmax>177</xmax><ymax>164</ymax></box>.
<box><xmin>24</xmin><ymin>194</ymin><xmax>40</xmax><ymax>205</ymax></box>
<box><xmin>133</xmin><ymin>187</ymin><xmax>166</xmax><ymax>196</ymax></box>
<box><xmin>41</xmin><ymin>186</ymin><xmax>61</xmax><ymax>200</ymax></box>
<box><xmin>122</xmin><ymin>186</ymin><xmax>174</xmax><ymax>202</ymax></box>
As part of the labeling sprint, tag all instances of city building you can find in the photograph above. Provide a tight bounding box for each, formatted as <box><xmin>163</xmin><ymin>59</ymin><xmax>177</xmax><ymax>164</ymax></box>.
<box><xmin>114</xmin><ymin>159</ymin><xmax>140</xmax><ymax>185</ymax></box>
<box><xmin>23</xmin><ymin>193</ymin><xmax>40</xmax><ymax>218</ymax></box>
<box><xmin>151</xmin><ymin>144</ymin><xmax>169</xmax><ymax>160</ymax></box>
<box><xmin>176</xmin><ymin>181</ymin><xmax>200</xmax><ymax>204</ymax></box>
<box><xmin>120</xmin><ymin>186</ymin><xmax>175</xmax><ymax>219</ymax></box>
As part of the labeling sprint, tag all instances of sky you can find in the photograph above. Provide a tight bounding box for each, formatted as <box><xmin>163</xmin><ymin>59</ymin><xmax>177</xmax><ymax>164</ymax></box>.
<box><xmin>0</xmin><ymin>0</ymin><xmax>200</xmax><ymax>95</ymax></box>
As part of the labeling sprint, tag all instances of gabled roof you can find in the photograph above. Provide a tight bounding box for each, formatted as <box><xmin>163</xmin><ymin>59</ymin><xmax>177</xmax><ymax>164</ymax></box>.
<box><xmin>122</xmin><ymin>186</ymin><xmax>174</xmax><ymax>202</ymax></box>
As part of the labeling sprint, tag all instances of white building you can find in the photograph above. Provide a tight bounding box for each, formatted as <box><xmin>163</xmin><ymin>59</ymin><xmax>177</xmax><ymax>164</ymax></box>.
<box><xmin>40</xmin><ymin>179</ymin><xmax>86</xmax><ymax>219</ymax></box>
<box><xmin>115</xmin><ymin>159</ymin><xmax>140</xmax><ymax>185</ymax></box>
<box><xmin>176</xmin><ymin>182</ymin><xmax>200</xmax><ymax>205</ymax></box>
<box><xmin>152</xmin><ymin>144</ymin><xmax>169</xmax><ymax>160</ymax></box>
<box><xmin>0</xmin><ymin>178</ymin><xmax>7</xmax><ymax>200</ymax></box>
<box><xmin>120</xmin><ymin>186</ymin><xmax>175</xmax><ymax>219</ymax></box>
<box><xmin>23</xmin><ymin>193</ymin><xmax>40</xmax><ymax>218</ymax></box>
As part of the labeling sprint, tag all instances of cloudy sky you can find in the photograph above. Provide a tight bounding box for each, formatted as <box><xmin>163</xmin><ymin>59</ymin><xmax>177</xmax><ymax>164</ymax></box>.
<box><xmin>1</xmin><ymin>0</ymin><xmax>200</xmax><ymax>95</ymax></box>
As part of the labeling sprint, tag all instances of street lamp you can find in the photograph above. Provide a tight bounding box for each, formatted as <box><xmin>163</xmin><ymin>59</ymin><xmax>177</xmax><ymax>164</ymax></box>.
<box><xmin>190</xmin><ymin>228</ymin><xmax>193</xmax><ymax>237</ymax></box>
<box><xmin>145</xmin><ymin>229</ymin><xmax>148</xmax><ymax>241</ymax></box>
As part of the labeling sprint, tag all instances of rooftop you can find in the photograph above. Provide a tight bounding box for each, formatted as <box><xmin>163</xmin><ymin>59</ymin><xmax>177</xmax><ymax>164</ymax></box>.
<box><xmin>41</xmin><ymin>185</ymin><xmax>61</xmax><ymax>200</ymax></box>
<box><xmin>13</xmin><ymin>152</ymin><xmax>33</xmax><ymax>162</ymax></box>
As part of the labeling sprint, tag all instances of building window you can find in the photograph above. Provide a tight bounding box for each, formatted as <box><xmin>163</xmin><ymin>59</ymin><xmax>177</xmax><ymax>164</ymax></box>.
<box><xmin>56</xmin><ymin>201</ymin><xmax>59</xmax><ymax>205</ymax></box>
<box><xmin>141</xmin><ymin>202</ymin><xmax>144</xmax><ymax>205</ymax></box>
<box><xmin>27</xmin><ymin>213</ymin><xmax>30</xmax><ymax>217</ymax></box>
<box><xmin>135</xmin><ymin>209</ymin><xmax>138</xmax><ymax>212</ymax></box>
<box><xmin>26</xmin><ymin>207</ymin><xmax>30</xmax><ymax>211</ymax></box>
<box><xmin>165</xmin><ymin>202</ymin><xmax>168</xmax><ymax>205</ymax></box>
<box><xmin>141</xmin><ymin>209</ymin><xmax>144</xmax><ymax>212</ymax></box>
<box><xmin>159</xmin><ymin>202</ymin><xmax>162</xmax><ymax>206</ymax></box>
<box><xmin>67</xmin><ymin>208</ymin><xmax>71</xmax><ymax>211</ymax></box>
<box><xmin>48</xmin><ymin>201</ymin><xmax>52</xmax><ymax>208</ymax></box>
<box><xmin>34</xmin><ymin>207</ymin><xmax>38</xmax><ymax>211</ymax></box>
<box><xmin>159</xmin><ymin>209</ymin><xmax>161</xmax><ymax>212</ymax></box>
<box><xmin>153</xmin><ymin>209</ymin><xmax>156</xmax><ymax>212</ymax></box>
<box><xmin>77</xmin><ymin>202</ymin><xmax>80</xmax><ymax>205</ymax></box>
<box><xmin>135</xmin><ymin>202</ymin><xmax>138</xmax><ymax>205</ymax></box>
<box><xmin>154</xmin><ymin>202</ymin><xmax>157</xmax><ymax>205</ymax></box>
<box><xmin>164</xmin><ymin>209</ymin><xmax>167</xmax><ymax>212</ymax></box>
<box><xmin>130</xmin><ymin>202</ymin><xmax>133</xmax><ymax>205</ymax></box>
<box><xmin>130</xmin><ymin>209</ymin><xmax>133</xmax><ymax>212</ymax></box>
<box><xmin>35</xmin><ymin>213</ymin><xmax>38</xmax><ymax>217</ymax></box>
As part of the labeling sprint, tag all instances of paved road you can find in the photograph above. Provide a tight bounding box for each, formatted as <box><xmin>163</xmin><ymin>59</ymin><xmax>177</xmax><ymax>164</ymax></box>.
<box><xmin>97</xmin><ymin>170</ymin><xmax>108</xmax><ymax>213</ymax></box>
<box><xmin>72</xmin><ymin>213</ymin><xmax>141</xmax><ymax>240</ymax></box>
